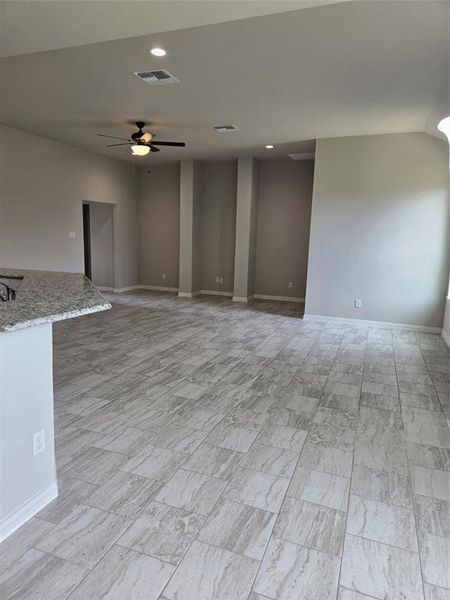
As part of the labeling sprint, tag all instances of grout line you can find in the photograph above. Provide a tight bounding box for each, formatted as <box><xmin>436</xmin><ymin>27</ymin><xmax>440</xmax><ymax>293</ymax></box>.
<box><xmin>334</xmin><ymin>325</ymin><xmax>367</xmax><ymax>600</ymax></box>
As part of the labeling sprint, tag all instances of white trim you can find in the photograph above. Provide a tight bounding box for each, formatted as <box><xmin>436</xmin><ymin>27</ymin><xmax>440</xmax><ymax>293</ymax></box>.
<box><xmin>232</xmin><ymin>295</ymin><xmax>253</xmax><ymax>303</ymax></box>
<box><xmin>442</xmin><ymin>328</ymin><xmax>450</xmax><ymax>348</ymax></box>
<box><xmin>178</xmin><ymin>291</ymin><xmax>201</xmax><ymax>298</ymax></box>
<box><xmin>96</xmin><ymin>286</ymin><xmax>114</xmax><ymax>292</ymax></box>
<box><xmin>0</xmin><ymin>481</ymin><xmax>58</xmax><ymax>543</ymax></box>
<box><xmin>304</xmin><ymin>313</ymin><xmax>442</xmax><ymax>334</ymax></box>
<box><xmin>253</xmin><ymin>294</ymin><xmax>305</xmax><ymax>303</ymax></box>
<box><xmin>200</xmin><ymin>290</ymin><xmax>233</xmax><ymax>297</ymax></box>
<box><xmin>140</xmin><ymin>285</ymin><xmax>179</xmax><ymax>293</ymax></box>
<box><xmin>112</xmin><ymin>285</ymin><xmax>142</xmax><ymax>293</ymax></box>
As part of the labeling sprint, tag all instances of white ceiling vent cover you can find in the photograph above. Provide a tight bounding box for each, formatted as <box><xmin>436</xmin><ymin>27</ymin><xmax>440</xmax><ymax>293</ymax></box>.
<box><xmin>288</xmin><ymin>152</ymin><xmax>315</xmax><ymax>160</ymax></box>
<box><xmin>214</xmin><ymin>124</ymin><xmax>239</xmax><ymax>132</ymax></box>
<box><xmin>134</xmin><ymin>69</ymin><xmax>179</xmax><ymax>85</ymax></box>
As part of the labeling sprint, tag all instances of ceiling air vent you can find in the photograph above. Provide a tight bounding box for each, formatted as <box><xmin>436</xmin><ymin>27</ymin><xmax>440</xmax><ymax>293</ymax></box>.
<box><xmin>288</xmin><ymin>152</ymin><xmax>315</xmax><ymax>160</ymax></box>
<box><xmin>214</xmin><ymin>124</ymin><xmax>239</xmax><ymax>132</ymax></box>
<box><xmin>134</xmin><ymin>69</ymin><xmax>179</xmax><ymax>85</ymax></box>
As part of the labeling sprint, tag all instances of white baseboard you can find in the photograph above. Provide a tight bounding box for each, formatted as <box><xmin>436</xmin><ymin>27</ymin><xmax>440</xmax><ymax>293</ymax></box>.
<box><xmin>112</xmin><ymin>285</ymin><xmax>142</xmax><ymax>293</ymax></box>
<box><xmin>442</xmin><ymin>328</ymin><xmax>450</xmax><ymax>348</ymax></box>
<box><xmin>96</xmin><ymin>286</ymin><xmax>114</xmax><ymax>292</ymax></box>
<box><xmin>140</xmin><ymin>285</ymin><xmax>179</xmax><ymax>293</ymax></box>
<box><xmin>0</xmin><ymin>481</ymin><xmax>58</xmax><ymax>543</ymax></box>
<box><xmin>178</xmin><ymin>291</ymin><xmax>201</xmax><ymax>298</ymax></box>
<box><xmin>254</xmin><ymin>294</ymin><xmax>305</xmax><ymax>303</ymax></box>
<box><xmin>200</xmin><ymin>290</ymin><xmax>233</xmax><ymax>297</ymax></box>
<box><xmin>232</xmin><ymin>295</ymin><xmax>254</xmax><ymax>303</ymax></box>
<box><xmin>304</xmin><ymin>313</ymin><xmax>442</xmax><ymax>334</ymax></box>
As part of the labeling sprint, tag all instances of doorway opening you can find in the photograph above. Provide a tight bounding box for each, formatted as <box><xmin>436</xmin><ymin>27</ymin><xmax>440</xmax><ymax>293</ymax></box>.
<box><xmin>82</xmin><ymin>201</ymin><xmax>115</xmax><ymax>290</ymax></box>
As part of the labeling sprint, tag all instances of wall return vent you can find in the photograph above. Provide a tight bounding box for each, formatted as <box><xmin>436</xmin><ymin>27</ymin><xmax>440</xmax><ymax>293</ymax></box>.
<box><xmin>213</xmin><ymin>124</ymin><xmax>240</xmax><ymax>132</ymax></box>
<box><xmin>134</xmin><ymin>69</ymin><xmax>179</xmax><ymax>85</ymax></box>
<box><xmin>288</xmin><ymin>152</ymin><xmax>315</xmax><ymax>160</ymax></box>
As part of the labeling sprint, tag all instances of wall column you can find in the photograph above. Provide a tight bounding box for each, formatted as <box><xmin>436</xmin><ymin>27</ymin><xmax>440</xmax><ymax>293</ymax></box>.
<box><xmin>178</xmin><ymin>160</ymin><xmax>202</xmax><ymax>297</ymax></box>
<box><xmin>233</xmin><ymin>158</ymin><xmax>258</xmax><ymax>301</ymax></box>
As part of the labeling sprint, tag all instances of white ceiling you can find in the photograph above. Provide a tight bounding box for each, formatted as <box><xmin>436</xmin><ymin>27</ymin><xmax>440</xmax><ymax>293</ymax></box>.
<box><xmin>0</xmin><ymin>0</ymin><xmax>345</xmax><ymax>57</ymax></box>
<box><xmin>0</xmin><ymin>1</ymin><xmax>448</xmax><ymax>164</ymax></box>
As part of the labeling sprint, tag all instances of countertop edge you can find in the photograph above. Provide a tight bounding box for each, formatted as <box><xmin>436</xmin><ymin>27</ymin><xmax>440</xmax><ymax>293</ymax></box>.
<box><xmin>1</xmin><ymin>302</ymin><xmax>112</xmax><ymax>333</ymax></box>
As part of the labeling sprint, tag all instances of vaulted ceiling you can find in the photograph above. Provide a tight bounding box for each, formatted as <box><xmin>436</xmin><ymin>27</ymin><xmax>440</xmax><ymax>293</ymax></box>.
<box><xmin>0</xmin><ymin>0</ymin><xmax>448</xmax><ymax>163</ymax></box>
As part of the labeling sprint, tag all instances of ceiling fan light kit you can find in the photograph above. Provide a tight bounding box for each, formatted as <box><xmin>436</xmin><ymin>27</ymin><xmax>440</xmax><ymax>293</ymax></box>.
<box><xmin>98</xmin><ymin>121</ymin><xmax>186</xmax><ymax>157</ymax></box>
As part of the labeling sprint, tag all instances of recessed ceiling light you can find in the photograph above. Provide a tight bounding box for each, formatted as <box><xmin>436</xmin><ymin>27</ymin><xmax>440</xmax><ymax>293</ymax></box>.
<box><xmin>265</xmin><ymin>145</ymin><xmax>274</xmax><ymax>149</ymax></box>
<box><xmin>150</xmin><ymin>47</ymin><xmax>166</xmax><ymax>57</ymax></box>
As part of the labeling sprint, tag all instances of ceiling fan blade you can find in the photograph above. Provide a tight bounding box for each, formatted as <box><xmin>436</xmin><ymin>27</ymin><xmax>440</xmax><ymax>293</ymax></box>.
<box><xmin>151</xmin><ymin>141</ymin><xmax>186</xmax><ymax>147</ymax></box>
<box><xmin>97</xmin><ymin>133</ymin><xmax>130</xmax><ymax>141</ymax></box>
<box><xmin>106</xmin><ymin>143</ymin><xmax>132</xmax><ymax>147</ymax></box>
<box><xmin>140</xmin><ymin>132</ymin><xmax>153</xmax><ymax>143</ymax></box>
<box><xmin>149</xmin><ymin>144</ymin><xmax>161</xmax><ymax>153</ymax></box>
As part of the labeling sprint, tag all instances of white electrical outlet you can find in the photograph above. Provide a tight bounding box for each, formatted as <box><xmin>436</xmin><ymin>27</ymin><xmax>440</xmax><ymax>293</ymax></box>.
<box><xmin>162</xmin><ymin>273</ymin><xmax>166</xmax><ymax>280</ymax></box>
<box><xmin>216</xmin><ymin>276</ymin><xmax>224</xmax><ymax>284</ymax></box>
<box><xmin>288</xmin><ymin>281</ymin><xmax>293</xmax><ymax>289</ymax></box>
<box><xmin>354</xmin><ymin>299</ymin><xmax>362</xmax><ymax>309</ymax></box>
<box><xmin>33</xmin><ymin>430</ymin><xmax>46</xmax><ymax>456</ymax></box>
<box><xmin>68</xmin><ymin>231</ymin><xmax>76</xmax><ymax>239</ymax></box>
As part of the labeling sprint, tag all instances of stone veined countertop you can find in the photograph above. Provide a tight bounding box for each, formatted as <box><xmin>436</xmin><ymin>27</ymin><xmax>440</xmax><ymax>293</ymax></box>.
<box><xmin>0</xmin><ymin>268</ymin><xmax>111</xmax><ymax>332</ymax></box>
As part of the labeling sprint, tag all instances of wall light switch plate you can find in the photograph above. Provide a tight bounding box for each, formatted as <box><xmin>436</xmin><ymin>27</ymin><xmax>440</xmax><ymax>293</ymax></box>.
<box><xmin>288</xmin><ymin>281</ymin><xmax>293</xmax><ymax>289</ymax></box>
<box><xmin>33</xmin><ymin>430</ymin><xmax>46</xmax><ymax>456</ymax></box>
<box><xmin>162</xmin><ymin>273</ymin><xmax>166</xmax><ymax>280</ymax></box>
<box><xmin>354</xmin><ymin>299</ymin><xmax>362</xmax><ymax>309</ymax></box>
<box><xmin>68</xmin><ymin>231</ymin><xmax>76</xmax><ymax>239</ymax></box>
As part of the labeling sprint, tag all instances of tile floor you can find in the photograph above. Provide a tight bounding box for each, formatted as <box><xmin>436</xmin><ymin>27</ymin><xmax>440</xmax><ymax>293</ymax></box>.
<box><xmin>0</xmin><ymin>291</ymin><xmax>449</xmax><ymax>599</ymax></box>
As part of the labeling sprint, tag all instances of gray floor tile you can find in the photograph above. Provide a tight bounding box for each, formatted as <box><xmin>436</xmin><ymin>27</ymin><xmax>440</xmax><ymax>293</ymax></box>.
<box><xmin>411</xmin><ymin>466</ymin><xmax>450</xmax><ymax>501</ymax></box>
<box><xmin>351</xmin><ymin>464</ymin><xmax>413</xmax><ymax>508</ymax></box>
<box><xmin>298</xmin><ymin>439</ymin><xmax>354</xmax><ymax>478</ymax></box>
<box><xmin>424</xmin><ymin>584</ymin><xmax>450</xmax><ymax>600</ymax></box>
<box><xmin>0</xmin><ymin>518</ymin><xmax>54</xmax><ymax>575</ymax></box>
<box><xmin>36</xmin><ymin>504</ymin><xmax>131</xmax><ymax>569</ymax></box>
<box><xmin>347</xmin><ymin>494</ymin><xmax>418</xmax><ymax>550</ymax></box>
<box><xmin>160</xmin><ymin>540</ymin><xmax>259</xmax><ymax>600</ymax></box>
<box><xmin>205</xmin><ymin>419</ymin><xmax>260</xmax><ymax>452</ymax></box>
<box><xmin>257</xmin><ymin>424</ymin><xmax>308</xmax><ymax>452</ymax></box>
<box><xmin>87</xmin><ymin>470</ymin><xmax>162</xmax><ymax>519</ymax></box>
<box><xmin>275</xmin><ymin>496</ymin><xmax>346</xmax><ymax>556</ymax></box>
<box><xmin>239</xmin><ymin>443</ymin><xmax>298</xmax><ymax>478</ymax></box>
<box><xmin>155</xmin><ymin>468</ymin><xmax>227</xmax><ymax>514</ymax></box>
<box><xmin>197</xmin><ymin>498</ymin><xmax>276</xmax><ymax>560</ymax></box>
<box><xmin>254</xmin><ymin>537</ymin><xmax>341</xmax><ymax>600</ymax></box>
<box><xmin>118</xmin><ymin>501</ymin><xmax>203</xmax><ymax>565</ymax></box>
<box><xmin>419</xmin><ymin>532</ymin><xmax>450</xmax><ymax>589</ymax></box>
<box><xmin>223</xmin><ymin>467</ymin><xmax>289</xmax><ymax>513</ymax></box>
<box><xmin>287</xmin><ymin>466</ymin><xmax>350</xmax><ymax>510</ymax></box>
<box><xmin>68</xmin><ymin>545</ymin><xmax>175</xmax><ymax>600</ymax></box>
<box><xmin>340</xmin><ymin>534</ymin><xmax>424</xmax><ymax>600</ymax></box>
<box><xmin>182</xmin><ymin>442</ymin><xmax>243</xmax><ymax>480</ymax></box>
<box><xmin>0</xmin><ymin>548</ymin><xmax>87</xmax><ymax>600</ymax></box>
<box><xmin>122</xmin><ymin>445</ymin><xmax>187</xmax><ymax>481</ymax></box>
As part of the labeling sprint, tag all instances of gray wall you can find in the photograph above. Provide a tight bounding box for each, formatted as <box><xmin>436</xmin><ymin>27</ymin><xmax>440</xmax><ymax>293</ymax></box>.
<box><xmin>305</xmin><ymin>133</ymin><xmax>449</xmax><ymax>328</ymax></box>
<box><xmin>0</xmin><ymin>124</ymin><xmax>139</xmax><ymax>288</ymax></box>
<box><xmin>200</xmin><ymin>161</ymin><xmax>237</xmax><ymax>293</ymax></box>
<box><xmin>255</xmin><ymin>158</ymin><xmax>313</xmax><ymax>299</ymax></box>
<box><xmin>192</xmin><ymin>161</ymin><xmax>203</xmax><ymax>293</ymax></box>
<box><xmin>138</xmin><ymin>164</ymin><xmax>180</xmax><ymax>288</ymax></box>
<box><xmin>89</xmin><ymin>201</ymin><xmax>114</xmax><ymax>289</ymax></box>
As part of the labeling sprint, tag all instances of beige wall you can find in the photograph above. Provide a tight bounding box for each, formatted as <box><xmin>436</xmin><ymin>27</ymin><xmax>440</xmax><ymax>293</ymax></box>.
<box><xmin>89</xmin><ymin>201</ymin><xmax>114</xmax><ymax>289</ymax></box>
<box><xmin>255</xmin><ymin>158</ymin><xmax>313</xmax><ymax>299</ymax></box>
<box><xmin>138</xmin><ymin>164</ymin><xmax>180</xmax><ymax>288</ymax></box>
<box><xmin>200</xmin><ymin>161</ymin><xmax>237</xmax><ymax>293</ymax></box>
<box><xmin>305</xmin><ymin>133</ymin><xmax>449</xmax><ymax>328</ymax></box>
<box><xmin>0</xmin><ymin>124</ymin><xmax>139</xmax><ymax>288</ymax></box>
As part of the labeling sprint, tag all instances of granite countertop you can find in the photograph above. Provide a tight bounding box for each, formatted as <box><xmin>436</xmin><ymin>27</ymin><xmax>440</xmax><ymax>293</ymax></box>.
<box><xmin>0</xmin><ymin>268</ymin><xmax>111</xmax><ymax>332</ymax></box>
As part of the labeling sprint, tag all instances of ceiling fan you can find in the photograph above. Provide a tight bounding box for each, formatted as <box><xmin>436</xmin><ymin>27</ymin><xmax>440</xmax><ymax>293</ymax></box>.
<box><xmin>98</xmin><ymin>121</ymin><xmax>186</xmax><ymax>156</ymax></box>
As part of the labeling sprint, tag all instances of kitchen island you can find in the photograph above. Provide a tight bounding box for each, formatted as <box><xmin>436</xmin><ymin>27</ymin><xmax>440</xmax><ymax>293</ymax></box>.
<box><xmin>0</xmin><ymin>269</ymin><xmax>111</xmax><ymax>541</ymax></box>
